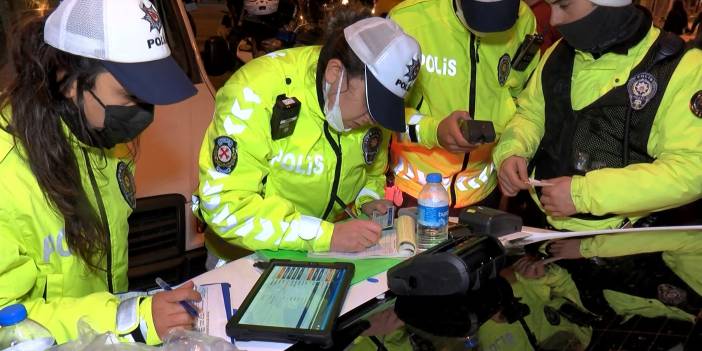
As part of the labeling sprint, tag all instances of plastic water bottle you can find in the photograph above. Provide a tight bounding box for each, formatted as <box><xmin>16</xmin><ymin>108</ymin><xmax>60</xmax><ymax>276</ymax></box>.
<box><xmin>0</xmin><ymin>304</ymin><xmax>54</xmax><ymax>351</ymax></box>
<box><xmin>417</xmin><ymin>173</ymin><xmax>449</xmax><ymax>250</ymax></box>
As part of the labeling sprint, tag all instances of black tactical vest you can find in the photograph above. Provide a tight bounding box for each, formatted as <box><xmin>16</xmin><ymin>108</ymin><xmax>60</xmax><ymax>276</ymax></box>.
<box><xmin>531</xmin><ymin>32</ymin><xmax>685</xmax><ymax>220</ymax></box>
<box><xmin>559</xmin><ymin>253</ymin><xmax>702</xmax><ymax>318</ymax></box>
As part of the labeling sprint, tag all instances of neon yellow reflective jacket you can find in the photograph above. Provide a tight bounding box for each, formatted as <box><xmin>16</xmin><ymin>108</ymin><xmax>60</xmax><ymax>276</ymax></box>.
<box><xmin>579</xmin><ymin>231</ymin><xmax>702</xmax><ymax>322</ymax></box>
<box><xmin>0</xmin><ymin>110</ymin><xmax>159</xmax><ymax>345</ymax></box>
<box><xmin>194</xmin><ymin>46</ymin><xmax>390</xmax><ymax>253</ymax></box>
<box><xmin>492</xmin><ymin>26</ymin><xmax>702</xmax><ymax>231</ymax></box>
<box><xmin>348</xmin><ymin>329</ymin><xmax>412</xmax><ymax>351</ymax></box>
<box><xmin>388</xmin><ymin>0</ymin><xmax>539</xmax><ymax>207</ymax></box>
<box><xmin>478</xmin><ymin>264</ymin><xmax>592</xmax><ymax>351</ymax></box>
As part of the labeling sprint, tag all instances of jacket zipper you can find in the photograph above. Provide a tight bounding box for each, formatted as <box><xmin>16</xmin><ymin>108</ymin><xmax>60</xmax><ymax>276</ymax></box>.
<box><xmin>322</xmin><ymin>122</ymin><xmax>343</xmax><ymax>219</ymax></box>
<box><xmin>82</xmin><ymin>148</ymin><xmax>113</xmax><ymax>293</ymax></box>
<box><xmin>450</xmin><ymin>33</ymin><xmax>478</xmax><ymax>207</ymax></box>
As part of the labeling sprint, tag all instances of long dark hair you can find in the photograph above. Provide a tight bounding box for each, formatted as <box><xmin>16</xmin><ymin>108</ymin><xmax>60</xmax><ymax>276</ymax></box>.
<box><xmin>0</xmin><ymin>12</ymin><xmax>110</xmax><ymax>272</ymax></box>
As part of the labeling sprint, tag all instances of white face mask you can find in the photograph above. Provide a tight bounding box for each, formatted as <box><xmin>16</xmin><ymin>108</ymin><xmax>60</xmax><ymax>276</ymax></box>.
<box><xmin>323</xmin><ymin>68</ymin><xmax>351</xmax><ymax>133</ymax></box>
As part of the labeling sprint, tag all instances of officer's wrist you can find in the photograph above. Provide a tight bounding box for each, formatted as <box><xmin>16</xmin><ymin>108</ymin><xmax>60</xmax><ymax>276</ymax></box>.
<box><xmin>570</xmin><ymin>175</ymin><xmax>588</xmax><ymax>214</ymax></box>
<box><xmin>311</xmin><ymin>221</ymin><xmax>334</xmax><ymax>252</ymax></box>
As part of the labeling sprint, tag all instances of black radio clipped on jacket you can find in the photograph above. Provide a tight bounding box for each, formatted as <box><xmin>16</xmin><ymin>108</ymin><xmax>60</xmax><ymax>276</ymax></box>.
<box><xmin>271</xmin><ymin>94</ymin><xmax>301</xmax><ymax>140</ymax></box>
<box><xmin>512</xmin><ymin>34</ymin><xmax>543</xmax><ymax>72</ymax></box>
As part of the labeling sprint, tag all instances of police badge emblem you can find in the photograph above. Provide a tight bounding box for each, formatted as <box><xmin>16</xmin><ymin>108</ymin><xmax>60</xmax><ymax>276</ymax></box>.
<box><xmin>690</xmin><ymin>90</ymin><xmax>702</xmax><ymax>118</ymax></box>
<box><xmin>543</xmin><ymin>306</ymin><xmax>561</xmax><ymax>326</ymax></box>
<box><xmin>406</xmin><ymin>57</ymin><xmax>420</xmax><ymax>83</ymax></box>
<box><xmin>212</xmin><ymin>136</ymin><xmax>237</xmax><ymax>174</ymax></box>
<box><xmin>627</xmin><ymin>72</ymin><xmax>658</xmax><ymax>110</ymax></box>
<box><xmin>140</xmin><ymin>1</ymin><xmax>163</xmax><ymax>33</ymax></box>
<box><xmin>497</xmin><ymin>54</ymin><xmax>511</xmax><ymax>87</ymax></box>
<box><xmin>116</xmin><ymin>161</ymin><xmax>136</xmax><ymax>209</ymax></box>
<box><xmin>657</xmin><ymin>283</ymin><xmax>687</xmax><ymax>306</ymax></box>
<box><xmin>362</xmin><ymin>127</ymin><xmax>382</xmax><ymax>165</ymax></box>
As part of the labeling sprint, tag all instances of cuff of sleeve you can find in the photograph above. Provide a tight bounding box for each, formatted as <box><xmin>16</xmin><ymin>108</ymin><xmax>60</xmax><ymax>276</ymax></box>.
<box><xmin>492</xmin><ymin>139</ymin><xmax>531</xmax><ymax>172</ymax></box>
<box><xmin>514</xmin><ymin>272</ymin><xmax>547</xmax><ymax>287</ymax></box>
<box><xmin>492</xmin><ymin>139</ymin><xmax>534</xmax><ymax>174</ymax></box>
<box><xmin>492</xmin><ymin>148</ymin><xmax>510</xmax><ymax>173</ymax></box>
<box><xmin>311</xmin><ymin>221</ymin><xmax>335</xmax><ymax>252</ymax></box>
<box><xmin>138</xmin><ymin>296</ymin><xmax>162</xmax><ymax>345</ymax></box>
<box><xmin>579</xmin><ymin>237</ymin><xmax>596</xmax><ymax>258</ymax></box>
<box><xmin>116</xmin><ymin>297</ymin><xmax>141</xmax><ymax>336</ymax></box>
<box><xmin>570</xmin><ymin>175</ymin><xmax>589</xmax><ymax>214</ymax></box>
<box><xmin>418</xmin><ymin>116</ymin><xmax>441</xmax><ymax>149</ymax></box>
<box><xmin>510</xmin><ymin>275</ymin><xmax>544</xmax><ymax>300</ymax></box>
<box><xmin>355</xmin><ymin>187</ymin><xmax>382</xmax><ymax>209</ymax></box>
<box><xmin>513</xmin><ymin>272</ymin><xmax>553</xmax><ymax>300</ymax></box>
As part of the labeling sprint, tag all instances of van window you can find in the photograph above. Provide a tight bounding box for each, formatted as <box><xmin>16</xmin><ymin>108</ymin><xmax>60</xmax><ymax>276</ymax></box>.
<box><xmin>151</xmin><ymin>0</ymin><xmax>203</xmax><ymax>85</ymax></box>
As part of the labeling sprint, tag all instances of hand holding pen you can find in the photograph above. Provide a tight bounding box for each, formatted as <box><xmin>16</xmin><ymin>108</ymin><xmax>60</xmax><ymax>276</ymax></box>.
<box><xmin>151</xmin><ymin>279</ymin><xmax>202</xmax><ymax>339</ymax></box>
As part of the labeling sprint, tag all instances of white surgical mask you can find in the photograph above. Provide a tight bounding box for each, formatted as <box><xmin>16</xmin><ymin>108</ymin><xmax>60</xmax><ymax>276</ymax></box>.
<box><xmin>323</xmin><ymin>68</ymin><xmax>351</xmax><ymax>133</ymax></box>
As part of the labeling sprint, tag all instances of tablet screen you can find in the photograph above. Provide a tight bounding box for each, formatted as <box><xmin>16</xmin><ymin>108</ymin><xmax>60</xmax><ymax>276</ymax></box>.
<box><xmin>238</xmin><ymin>265</ymin><xmax>348</xmax><ymax>330</ymax></box>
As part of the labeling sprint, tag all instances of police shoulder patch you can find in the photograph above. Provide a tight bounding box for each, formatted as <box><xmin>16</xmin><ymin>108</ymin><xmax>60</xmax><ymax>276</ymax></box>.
<box><xmin>543</xmin><ymin>306</ymin><xmax>561</xmax><ymax>326</ymax></box>
<box><xmin>690</xmin><ymin>90</ymin><xmax>702</xmax><ymax>118</ymax></box>
<box><xmin>212</xmin><ymin>136</ymin><xmax>238</xmax><ymax>174</ymax></box>
<box><xmin>362</xmin><ymin>127</ymin><xmax>383</xmax><ymax>165</ymax></box>
<box><xmin>497</xmin><ymin>53</ymin><xmax>511</xmax><ymax>87</ymax></box>
<box><xmin>116</xmin><ymin>161</ymin><xmax>136</xmax><ymax>209</ymax></box>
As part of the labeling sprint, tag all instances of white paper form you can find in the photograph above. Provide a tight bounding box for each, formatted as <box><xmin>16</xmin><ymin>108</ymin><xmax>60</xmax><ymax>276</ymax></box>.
<box><xmin>308</xmin><ymin>229</ymin><xmax>412</xmax><ymax>259</ymax></box>
<box><xmin>502</xmin><ymin>225</ymin><xmax>702</xmax><ymax>247</ymax></box>
<box><xmin>193</xmin><ymin>283</ymin><xmax>233</xmax><ymax>342</ymax></box>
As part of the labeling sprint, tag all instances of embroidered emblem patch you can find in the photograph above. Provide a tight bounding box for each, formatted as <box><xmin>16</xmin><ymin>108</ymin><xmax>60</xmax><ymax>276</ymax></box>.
<box><xmin>627</xmin><ymin>72</ymin><xmax>658</xmax><ymax>110</ymax></box>
<box><xmin>117</xmin><ymin>161</ymin><xmax>136</xmax><ymax>209</ymax></box>
<box><xmin>140</xmin><ymin>1</ymin><xmax>162</xmax><ymax>33</ymax></box>
<box><xmin>497</xmin><ymin>53</ymin><xmax>511</xmax><ymax>87</ymax></box>
<box><xmin>362</xmin><ymin>127</ymin><xmax>382</xmax><ymax>165</ymax></box>
<box><xmin>212</xmin><ymin>136</ymin><xmax>237</xmax><ymax>174</ymax></box>
<box><xmin>690</xmin><ymin>90</ymin><xmax>702</xmax><ymax>118</ymax></box>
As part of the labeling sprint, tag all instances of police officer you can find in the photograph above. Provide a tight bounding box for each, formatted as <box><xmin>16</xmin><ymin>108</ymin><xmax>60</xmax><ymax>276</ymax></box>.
<box><xmin>388</xmin><ymin>0</ymin><xmax>540</xmax><ymax>213</ymax></box>
<box><xmin>494</xmin><ymin>0</ymin><xmax>702</xmax><ymax>231</ymax></box>
<box><xmin>194</xmin><ymin>9</ymin><xmax>421</xmax><ymax>255</ymax></box>
<box><xmin>493</xmin><ymin>0</ymin><xmax>702</xmax><ymax>325</ymax></box>
<box><xmin>0</xmin><ymin>0</ymin><xmax>199</xmax><ymax>345</ymax></box>
<box><xmin>478</xmin><ymin>256</ymin><xmax>592</xmax><ymax>351</ymax></box>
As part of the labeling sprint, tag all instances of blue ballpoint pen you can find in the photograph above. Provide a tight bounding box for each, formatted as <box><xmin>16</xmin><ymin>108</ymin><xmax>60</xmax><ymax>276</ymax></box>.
<box><xmin>154</xmin><ymin>277</ymin><xmax>199</xmax><ymax>317</ymax></box>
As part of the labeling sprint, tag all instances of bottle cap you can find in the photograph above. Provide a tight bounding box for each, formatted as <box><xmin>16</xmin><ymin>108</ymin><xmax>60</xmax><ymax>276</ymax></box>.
<box><xmin>0</xmin><ymin>304</ymin><xmax>27</xmax><ymax>327</ymax></box>
<box><xmin>426</xmin><ymin>173</ymin><xmax>442</xmax><ymax>183</ymax></box>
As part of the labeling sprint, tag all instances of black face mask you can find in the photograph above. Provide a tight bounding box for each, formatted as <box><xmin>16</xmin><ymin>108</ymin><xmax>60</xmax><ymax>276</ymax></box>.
<box><xmin>88</xmin><ymin>90</ymin><xmax>154</xmax><ymax>149</ymax></box>
<box><xmin>556</xmin><ymin>5</ymin><xmax>640</xmax><ymax>54</ymax></box>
